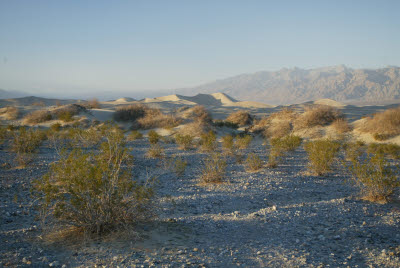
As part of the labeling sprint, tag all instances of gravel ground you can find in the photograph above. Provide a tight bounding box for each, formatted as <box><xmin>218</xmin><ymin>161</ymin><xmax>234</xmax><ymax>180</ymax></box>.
<box><xmin>1</xmin><ymin>137</ymin><xmax>400</xmax><ymax>267</ymax></box>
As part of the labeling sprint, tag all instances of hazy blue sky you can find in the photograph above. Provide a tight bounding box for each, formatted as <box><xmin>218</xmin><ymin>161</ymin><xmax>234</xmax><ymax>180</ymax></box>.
<box><xmin>0</xmin><ymin>0</ymin><xmax>399</xmax><ymax>97</ymax></box>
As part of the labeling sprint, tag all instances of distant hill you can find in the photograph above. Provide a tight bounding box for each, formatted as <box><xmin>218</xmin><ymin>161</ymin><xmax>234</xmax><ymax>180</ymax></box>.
<box><xmin>178</xmin><ymin>65</ymin><xmax>400</xmax><ymax>105</ymax></box>
<box><xmin>0</xmin><ymin>96</ymin><xmax>80</xmax><ymax>107</ymax></box>
<box><xmin>0</xmin><ymin>89</ymin><xmax>28</xmax><ymax>99</ymax></box>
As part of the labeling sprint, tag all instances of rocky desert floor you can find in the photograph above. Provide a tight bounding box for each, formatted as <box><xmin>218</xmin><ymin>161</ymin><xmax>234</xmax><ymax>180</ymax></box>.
<box><xmin>1</xmin><ymin>135</ymin><xmax>400</xmax><ymax>267</ymax></box>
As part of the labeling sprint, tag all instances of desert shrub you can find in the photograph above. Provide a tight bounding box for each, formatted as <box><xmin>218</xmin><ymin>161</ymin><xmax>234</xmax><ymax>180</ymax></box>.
<box><xmin>331</xmin><ymin>118</ymin><xmax>352</xmax><ymax>134</ymax></box>
<box><xmin>264</xmin><ymin>120</ymin><xmax>292</xmax><ymax>138</ymax></box>
<box><xmin>359</xmin><ymin>106</ymin><xmax>400</xmax><ymax>138</ymax></box>
<box><xmin>67</xmin><ymin>127</ymin><xmax>103</xmax><ymax>148</ymax></box>
<box><xmin>178</xmin><ymin>120</ymin><xmax>213</xmax><ymax>137</ymax></box>
<box><xmin>113</xmin><ymin>104</ymin><xmax>147</xmax><ymax>122</ymax></box>
<box><xmin>34</xmin><ymin>127</ymin><xmax>154</xmax><ymax>234</ymax></box>
<box><xmin>0</xmin><ymin>106</ymin><xmax>20</xmax><ymax>120</ymax></box>
<box><xmin>346</xmin><ymin>153</ymin><xmax>399</xmax><ymax>202</ymax></box>
<box><xmin>24</xmin><ymin>110</ymin><xmax>52</xmax><ymax>124</ymax></box>
<box><xmin>50</xmin><ymin>123</ymin><xmax>62</xmax><ymax>132</ymax></box>
<box><xmin>235</xmin><ymin>134</ymin><xmax>253</xmax><ymax>150</ymax></box>
<box><xmin>32</xmin><ymin>101</ymin><xmax>45</xmax><ymax>107</ymax></box>
<box><xmin>11</xmin><ymin>127</ymin><xmax>47</xmax><ymax>165</ymax></box>
<box><xmin>127</xmin><ymin>130</ymin><xmax>143</xmax><ymax>141</ymax></box>
<box><xmin>343</xmin><ymin>141</ymin><xmax>365</xmax><ymax>162</ymax></box>
<box><xmin>0</xmin><ymin>126</ymin><xmax>8</xmax><ymax>144</ymax></box>
<box><xmin>181</xmin><ymin>105</ymin><xmax>212</xmax><ymax>123</ymax></box>
<box><xmin>213</xmin><ymin>120</ymin><xmax>239</xmax><ymax>129</ymax></box>
<box><xmin>200</xmin><ymin>131</ymin><xmax>217</xmax><ymax>151</ymax></box>
<box><xmin>175</xmin><ymin>134</ymin><xmax>194</xmax><ymax>150</ymax></box>
<box><xmin>267</xmin><ymin>135</ymin><xmax>301</xmax><ymax>168</ymax></box>
<box><xmin>200</xmin><ymin>153</ymin><xmax>227</xmax><ymax>183</ymax></box>
<box><xmin>173</xmin><ymin>157</ymin><xmax>187</xmax><ymax>177</ymax></box>
<box><xmin>148</xmin><ymin>130</ymin><xmax>160</xmax><ymax>144</ymax></box>
<box><xmin>270</xmin><ymin>135</ymin><xmax>302</xmax><ymax>152</ymax></box>
<box><xmin>295</xmin><ymin>105</ymin><xmax>343</xmax><ymax>129</ymax></box>
<box><xmin>245</xmin><ymin>153</ymin><xmax>263</xmax><ymax>172</ymax></box>
<box><xmin>226</xmin><ymin>110</ymin><xmax>253</xmax><ymax>126</ymax></box>
<box><xmin>85</xmin><ymin>98</ymin><xmax>100</xmax><ymax>109</ymax></box>
<box><xmin>367</xmin><ymin>143</ymin><xmax>400</xmax><ymax>159</ymax></box>
<box><xmin>146</xmin><ymin>144</ymin><xmax>164</xmax><ymax>158</ymax></box>
<box><xmin>222</xmin><ymin>134</ymin><xmax>236</xmax><ymax>154</ymax></box>
<box><xmin>57</xmin><ymin>111</ymin><xmax>74</xmax><ymax>122</ymax></box>
<box><xmin>304</xmin><ymin>139</ymin><xmax>340</xmax><ymax>175</ymax></box>
<box><xmin>136</xmin><ymin>108</ymin><xmax>181</xmax><ymax>130</ymax></box>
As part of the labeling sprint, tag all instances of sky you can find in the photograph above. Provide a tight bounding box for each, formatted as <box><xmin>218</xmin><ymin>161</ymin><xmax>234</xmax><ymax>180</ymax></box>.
<box><xmin>0</xmin><ymin>0</ymin><xmax>399</xmax><ymax>98</ymax></box>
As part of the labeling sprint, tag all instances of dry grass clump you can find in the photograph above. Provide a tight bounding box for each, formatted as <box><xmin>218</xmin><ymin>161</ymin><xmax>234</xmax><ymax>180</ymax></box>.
<box><xmin>173</xmin><ymin>157</ymin><xmax>187</xmax><ymax>177</ymax></box>
<box><xmin>331</xmin><ymin>118</ymin><xmax>352</xmax><ymax>134</ymax></box>
<box><xmin>221</xmin><ymin>135</ymin><xmax>236</xmax><ymax>155</ymax></box>
<box><xmin>235</xmin><ymin>134</ymin><xmax>253</xmax><ymax>150</ymax></box>
<box><xmin>148</xmin><ymin>130</ymin><xmax>160</xmax><ymax>144</ymax></box>
<box><xmin>295</xmin><ymin>105</ymin><xmax>343</xmax><ymax>130</ymax></box>
<box><xmin>33</xmin><ymin>125</ymin><xmax>154</xmax><ymax>235</ymax></box>
<box><xmin>304</xmin><ymin>139</ymin><xmax>340</xmax><ymax>175</ymax></box>
<box><xmin>114</xmin><ymin>104</ymin><xmax>181</xmax><ymax>129</ymax></box>
<box><xmin>245</xmin><ymin>153</ymin><xmax>263</xmax><ymax>172</ymax></box>
<box><xmin>126</xmin><ymin>130</ymin><xmax>143</xmax><ymax>141</ymax></box>
<box><xmin>200</xmin><ymin>153</ymin><xmax>227</xmax><ymax>183</ymax></box>
<box><xmin>136</xmin><ymin>109</ymin><xmax>181</xmax><ymax>130</ymax></box>
<box><xmin>146</xmin><ymin>144</ymin><xmax>164</xmax><ymax>158</ymax></box>
<box><xmin>113</xmin><ymin>104</ymin><xmax>147</xmax><ymax>122</ymax></box>
<box><xmin>175</xmin><ymin>134</ymin><xmax>194</xmax><ymax>150</ymax></box>
<box><xmin>358</xmin><ymin>106</ymin><xmax>400</xmax><ymax>140</ymax></box>
<box><xmin>264</xmin><ymin>120</ymin><xmax>292</xmax><ymax>138</ymax></box>
<box><xmin>252</xmin><ymin>109</ymin><xmax>298</xmax><ymax>138</ymax></box>
<box><xmin>178</xmin><ymin>120</ymin><xmax>213</xmax><ymax>138</ymax></box>
<box><xmin>181</xmin><ymin>105</ymin><xmax>212</xmax><ymax>123</ymax></box>
<box><xmin>0</xmin><ymin>106</ymin><xmax>20</xmax><ymax>120</ymax></box>
<box><xmin>53</xmin><ymin>104</ymin><xmax>86</xmax><ymax>121</ymax></box>
<box><xmin>83</xmin><ymin>98</ymin><xmax>100</xmax><ymax>109</ymax></box>
<box><xmin>226</xmin><ymin>110</ymin><xmax>253</xmax><ymax>127</ymax></box>
<box><xmin>24</xmin><ymin>110</ymin><xmax>53</xmax><ymax>124</ymax></box>
<box><xmin>346</xmin><ymin>152</ymin><xmax>399</xmax><ymax>203</ymax></box>
<box><xmin>343</xmin><ymin>141</ymin><xmax>365</xmax><ymax>161</ymax></box>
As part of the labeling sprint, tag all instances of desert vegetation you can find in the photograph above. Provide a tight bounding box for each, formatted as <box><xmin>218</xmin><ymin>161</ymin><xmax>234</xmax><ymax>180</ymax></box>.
<box><xmin>226</xmin><ymin>110</ymin><xmax>253</xmax><ymax>126</ymax></box>
<box><xmin>358</xmin><ymin>106</ymin><xmax>400</xmax><ymax>140</ymax></box>
<box><xmin>2</xmin><ymin>96</ymin><xmax>400</xmax><ymax>267</ymax></box>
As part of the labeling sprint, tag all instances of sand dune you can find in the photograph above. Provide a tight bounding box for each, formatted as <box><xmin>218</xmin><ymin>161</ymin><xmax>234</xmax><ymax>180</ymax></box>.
<box><xmin>314</xmin><ymin>98</ymin><xmax>345</xmax><ymax>107</ymax></box>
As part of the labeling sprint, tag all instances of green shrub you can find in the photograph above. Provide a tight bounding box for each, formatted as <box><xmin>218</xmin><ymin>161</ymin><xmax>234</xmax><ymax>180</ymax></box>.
<box><xmin>270</xmin><ymin>135</ymin><xmax>302</xmax><ymax>152</ymax></box>
<box><xmin>304</xmin><ymin>139</ymin><xmax>340</xmax><ymax>175</ymax></box>
<box><xmin>346</xmin><ymin>153</ymin><xmax>399</xmax><ymax>202</ymax></box>
<box><xmin>50</xmin><ymin>123</ymin><xmax>62</xmax><ymax>132</ymax></box>
<box><xmin>213</xmin><ymin>120</ymin><xmax>239</xmax><ymax>129</ymax></box>
<box><xmin>57</xmin><ymin>111</ymin><xmax>74</xmax><ymax>122</ymax></box>
<box><xmin>200</xmin><ymin>153</ymin><xmax>227</xmax><ymax>183</ymax></box>
<box><xmin>367</xmin><ymin>143</ymin><xmax>400</xmax><ymax>159</ymax></box>
<box><xmin>127</xmin><ymin>130</ymin><xmax>143</xmax><ymax>141</ymax></box>
<box><xmin>11</xmin><ymin>127</ymin><xmax>47</xmax><ymax>165</ymax></box>
<box><xmin>235</xmin><ymin>134</ymin><xmax>252</xmax><ymax>150</ymax></box>
<box><xmin>343</xmin><ymin>141</ymin><xmax>365</xmax><ymax>162</ymax></box>
<box><xmin>34</xmin><ymin>127</ymin><xmax>154</xmax><ymax>234</ymax></box>
<box><xmin>0</xmin><ymin>126</ymin><xmax>8</xmax><ymax>144</ymax></box>
<box><xmin>222</xmin><ymin>134</ymin><xmax>236</xmax><ymax>154</ymax></box>
<box><xmin>245</xmin><ymin>153</ymin><xmax>263</xmax><ymax>172</ymax></box>
<box><xmin>148</xmin><ymin>130</ymin><xmax>160</xmax><ymax>144</ymax></box>
<box><xmin>175</xmin><ymin>134</ymin><xmax>194</xmax><ymax>150</ymax></box>
<box><xmin>200</xmin><ymin>131</ymin><xmax>217</xmax><ymax>151</ymax></box>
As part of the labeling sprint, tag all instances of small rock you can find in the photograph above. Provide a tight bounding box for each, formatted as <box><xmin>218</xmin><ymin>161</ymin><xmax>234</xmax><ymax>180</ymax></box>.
<box><xmin>49</xmin><ymin>261</ymin><xmax>60</xmax><ymax>267</ymax></box>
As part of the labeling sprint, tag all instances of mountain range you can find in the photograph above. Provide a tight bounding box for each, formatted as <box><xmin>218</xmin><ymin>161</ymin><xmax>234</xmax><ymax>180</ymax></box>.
<box><xmin>178</xmin><ymin>65</ymin><xmax>400</xmax><ymax>105</ymax></box>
